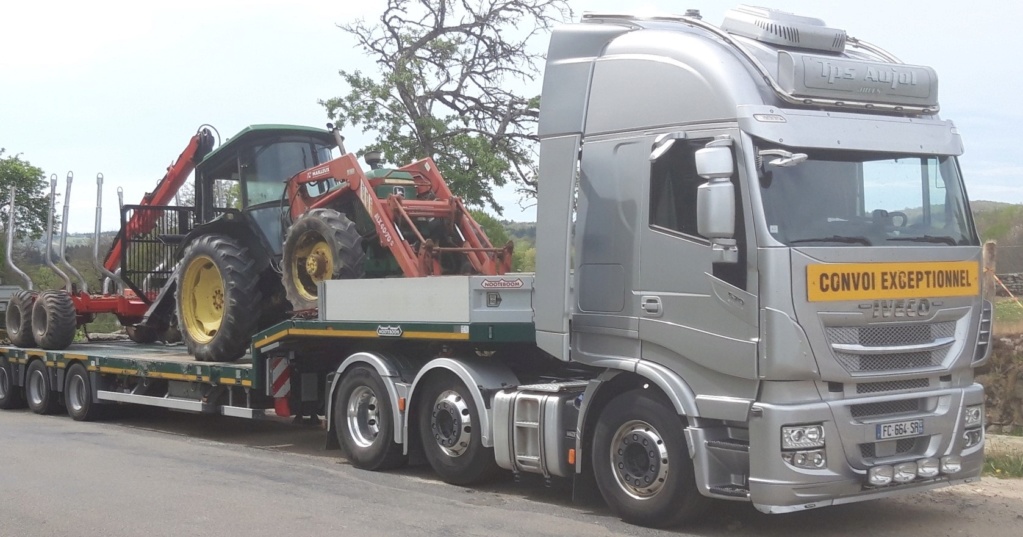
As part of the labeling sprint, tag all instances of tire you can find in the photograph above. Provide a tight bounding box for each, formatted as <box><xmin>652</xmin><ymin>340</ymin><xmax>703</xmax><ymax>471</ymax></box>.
<box><xmin>31</xmin><ymin>290</ymin><xmax>77</xmax><ymax>350</ymax></box>
<box><xmin>335</xmin><ymin>366</ymin><xmax>406</xmax><ymax>470</ymax></box>
<box><xmin>25</xmin><ymin>359</ymin><xmax>61</xmax><ymax>415</ymax></box>
<box><xmin>417</xmin><ymin>375</ymin><xmax>500</xmax><ymax>485</ymax></box>
<box><xmin>65</xmin><ymin>363</ymin><xmax>103</xmax><ymax>421</ymax></box>
<box><xmin>0</xmin><ymin>364</ymin><xmax>26</xmax><ymax>409</ymax></box>
<box><xmin>592</xmin><ymin>389</ymin><xmax>708</xmax><ymax>528</ymax></box>
<box><xmin>6</xmin><ymin>290</ymin><xmax>38</xmax><ymax>348</ymax></box>
<box><xmin>177</xmin><ymin>234</ymin><xmax>262</xmax><ymax>362</ymax></box>
<box><xmin>282</xmin><ymin>209</ymin><xmax>365</xmax><ymax>311</ymax></box>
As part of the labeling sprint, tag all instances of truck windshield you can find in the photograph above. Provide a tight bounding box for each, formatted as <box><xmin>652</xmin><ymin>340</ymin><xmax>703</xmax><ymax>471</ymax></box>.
<box><xmin>757</xmin><ymin>144</ymin><xmax>978</xmax><ymax>247</ymax></box>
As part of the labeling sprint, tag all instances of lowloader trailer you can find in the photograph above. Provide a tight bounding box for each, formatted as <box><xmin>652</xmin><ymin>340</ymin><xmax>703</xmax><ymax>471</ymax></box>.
<box><xmin>0</xmin><ymin>5</ymin><xmax>992</xmax><ymax>528</ymax></box>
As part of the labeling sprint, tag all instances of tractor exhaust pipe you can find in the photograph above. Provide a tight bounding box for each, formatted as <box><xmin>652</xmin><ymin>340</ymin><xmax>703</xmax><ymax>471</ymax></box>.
<box><xmin>327</xmin><ymin>123</ymin><xmax>347</xmax><ymax>155</ymax></box>
<box><xmin>44</xmin><ymin>174</ymin><xmax>73</xmax><ymax>291</ymax></box>
<box><xmin>93</xmin><ymin>173</ymin><xmax>127</xmax><ymax>293</ymax></box>
<box><xmin>59</xmin><ymin>172</ymin><xmax>89</xmax><ymax>293</ymax></box>
<box><xmin>5</xmin><ymin>186</ymin><xmax>34</xmax><ymax>290</ymax></box>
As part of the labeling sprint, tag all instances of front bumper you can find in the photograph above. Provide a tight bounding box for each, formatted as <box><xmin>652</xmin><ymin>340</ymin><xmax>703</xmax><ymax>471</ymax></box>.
<box><xmin>747</xmin><ymin>383</ymin><xmax>984</xmax><ymax>513</ymax></box>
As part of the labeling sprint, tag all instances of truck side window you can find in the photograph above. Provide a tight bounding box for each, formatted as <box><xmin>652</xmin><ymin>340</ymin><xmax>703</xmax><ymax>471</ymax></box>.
<box><xmin>649</xmin><ymin>137</ymin><xmax>747</xmax><ymax>290</ymax></box>
<box><xmin>649</xmin><ymin>139</ymin><xmax>706</xmax><ymax>239</ymax></box>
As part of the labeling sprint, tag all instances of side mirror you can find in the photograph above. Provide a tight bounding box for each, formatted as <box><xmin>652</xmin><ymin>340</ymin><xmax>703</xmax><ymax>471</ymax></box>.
<box><xmin>697</xmin><ymin>179</ymin><xmax>738</xmax><ymax>264</ymax></box>
<box><xmin>695</xmin><ymin>146</ymin><xmax>734</xmax><ymax>180</ymax></box>
<box><xmin>696</xmin><ymin>143</ymin><xmax>738</xmax><ymax>264</ymax></box>
<box><xmin>697</xmin><ymin>179</ymin><xmax>735</xmax><ymax>240</ymax></box>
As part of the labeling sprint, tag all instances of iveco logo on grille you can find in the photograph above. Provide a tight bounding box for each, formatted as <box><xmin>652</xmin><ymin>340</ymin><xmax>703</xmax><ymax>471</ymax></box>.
<box><xmin>869</xmin><ymin>298</ymin><xmax>931</xmax><ymax>319</ymax></box>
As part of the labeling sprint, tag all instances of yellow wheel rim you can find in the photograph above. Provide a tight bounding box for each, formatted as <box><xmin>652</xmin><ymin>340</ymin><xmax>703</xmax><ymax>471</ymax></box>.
<box><xmin>290</xmin><ymin>231</ymin><xmax>334</xmax><ymax>302</ymax></box>
<box><xmin>181</xmin><ymin>254</ymin><xmax>224</xmax><ymax>345</ymax></box>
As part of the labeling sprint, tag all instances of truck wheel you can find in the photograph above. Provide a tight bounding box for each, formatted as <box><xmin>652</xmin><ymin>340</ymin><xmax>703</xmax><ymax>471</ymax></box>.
<box><xmin>282</xmin><ymin>208</ymin><xmax>365</xmax><ymax>311</ymax></box>
<box><xmin>6</xmin><ymin>290</ymin><xmax>38</xmax><ymax>348</ymax></box>
<box><xmin>65</xmin><ymin>363</ymin><xmax>103</xmax><ymax>421</ymax></box>
<box><xmin>0</xmin><ymin>365</ymin><xmax>26</xmax><ymax>409</ymax></box>
<box><xmin>335</xmin><ymin>366</ymin><xmax>406</xmax><ymax>470</ymax></box>
<box><xmin>177</xmin><ymin>234</ymin><xmax>262</xmax><ymax>362</ymax></box>
<box><xmin>31</xmin><ymin>290</ymin><xmax>77</xmax><ymax>350</ymax></box>
<box><xmin>25</xmin><ymin>359</ymin><xmax>61</xmax><ymax>415</ymax></box>
<box><xmin>417</xmin><ymin>376</ymin><xmax>500</xmax><ymax>485</ymax></box>
<box><xmin>592</xmin><ymin>389</ymin><xmax>708</xmax><ymax>528</ymax></box>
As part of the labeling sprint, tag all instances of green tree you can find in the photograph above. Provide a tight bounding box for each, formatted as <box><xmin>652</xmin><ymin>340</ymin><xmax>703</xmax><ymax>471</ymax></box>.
<box><xmin>1</xmin><ymin>149</ymin><xmax>53</xmax><ymax>286</ymax></box>
<box><xmin>324</xmin><ymin>0</ymin><xmax>571</xmax><ymax>214</ymax></box>
<box><xmin>0</xmin><ymin>149</ymin><xmax>51</xmax><ymax>240</ymax></box>
<box><xmin>469</xmin><ymin>209</ymin><xmax>510</xmax><ymax>247</ymax></box>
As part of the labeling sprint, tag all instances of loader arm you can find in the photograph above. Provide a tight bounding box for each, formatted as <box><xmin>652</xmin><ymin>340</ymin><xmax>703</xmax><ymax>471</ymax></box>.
<box><xmin>103</xmin><ymin>127</ymin><xmax>216</xmax><ymax>273</ymax></box>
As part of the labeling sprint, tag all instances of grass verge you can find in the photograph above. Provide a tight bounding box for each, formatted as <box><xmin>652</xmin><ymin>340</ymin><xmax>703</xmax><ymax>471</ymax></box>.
<box><xmin>984</xmin><ymin>435</ymin><xmax>1023</xmax><ymax>478</ymax></box>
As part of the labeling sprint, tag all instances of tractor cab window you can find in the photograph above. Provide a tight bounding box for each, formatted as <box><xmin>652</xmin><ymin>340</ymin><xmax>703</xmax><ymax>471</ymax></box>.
<box><xmin>241</xmin><ymin>141</ymin><xmax>333</xmax><ymax>207</ymax></box>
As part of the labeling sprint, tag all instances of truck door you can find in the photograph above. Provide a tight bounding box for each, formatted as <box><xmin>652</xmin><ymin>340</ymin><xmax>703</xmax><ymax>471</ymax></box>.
<box><xmin>638</xmin><ymin>131</ymin><xmax>759</xmax><ymax>394</ymax></box>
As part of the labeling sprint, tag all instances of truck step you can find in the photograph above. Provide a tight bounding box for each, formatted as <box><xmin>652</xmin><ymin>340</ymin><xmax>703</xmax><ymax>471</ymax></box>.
<box><xmin>706</xmin><ymin>439</ymin><xmax>750</xmax><ymax>453</ymax></box>
<box><xmin>514</xmin><ymin>380</ymin><xmax>589</xmax><ymax>393</ymax></box>
<box><xmin>709</xmin><ymin>484</ymin><xmax>750</xmax><ymax>498</ymax></box>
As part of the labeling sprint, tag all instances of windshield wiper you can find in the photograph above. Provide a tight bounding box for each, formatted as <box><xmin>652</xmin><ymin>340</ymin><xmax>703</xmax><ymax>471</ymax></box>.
<box><xmin>888</xmin><ymin>235</ymin><xmax>959</xmax><ymax>245</ymax></box>
<box><xmin>789</xmin><ymin>235</ymin><xmax>872</xmax><ymax>246</ymax></box>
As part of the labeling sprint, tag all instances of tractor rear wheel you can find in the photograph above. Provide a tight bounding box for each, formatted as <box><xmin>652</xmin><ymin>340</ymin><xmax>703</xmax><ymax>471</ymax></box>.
<box><xmin>31</xmin><ymin>290</ymin><xmax>77</xmax><ymax>350</ymax></box>
<box><xmin>282</xmin><ymin>208</ymin><xmax>365</xmax><ymax>311</ymax></box>
<box><xmin>5</xmin><ymin>290</ymin><xmax>38</xmax><ymax>348</ymax></box>
<box><xmin>177</xmin><ymin>234</ymin><xmax>262</xmax><ymax>362</ymax></box>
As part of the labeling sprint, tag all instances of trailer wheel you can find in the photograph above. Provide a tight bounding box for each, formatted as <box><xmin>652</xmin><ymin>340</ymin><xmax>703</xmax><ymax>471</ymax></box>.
<box><xmin>25</xmin><ymin>359</ymin><xmax>61</xmax><ymax>415</ymax></box>
<box><xmin>6</xmin><ymin>290</ymin><xmax>38</xmax><ymax>348</ymax></box>
<box><xmin>592</xmin><ymin>389</ymin><xmax>707</xmax><ymax>528</ymax></box>
<box><xmin>282</xmin><ymin>208</ymin><xmax>365</xmax><ymax>311</ymax></box>
<box><xmin>417</xmin><ymin>376</ymin><xmax>500</xmax><ymax>485</ymax></box>
<box><xmin>31</xmin><ymin>290</ymin><xmax>77</xmax><ymax>350</ymax></box>
<box><xmin>65</xmin><ymin>363</ymin><xmax>103</xmax><ymax>421</ymax></box>
<box><xmin>335</xmin><ymin>366</ymin><xmax>406</xmax><ymax>470</ymax></box>
<box><xmin>177</xmin><ymin>234</ymin><xmax>262</xmax><ymax>362</ymax></box>
<box><xmin>0</xmin><ymin>365</ymin><xmax>26</xmax><ymax>410</ymax></box>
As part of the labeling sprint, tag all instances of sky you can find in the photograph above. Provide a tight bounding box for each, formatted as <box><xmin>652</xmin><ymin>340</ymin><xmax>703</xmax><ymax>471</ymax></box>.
<box><xmin>2</xmin><ymin>0</ymin><xmax>1021</xmax><ymax>232</ymax></box>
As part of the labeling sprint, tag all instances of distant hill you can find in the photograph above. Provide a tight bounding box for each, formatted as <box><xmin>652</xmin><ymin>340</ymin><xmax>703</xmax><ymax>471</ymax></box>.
<box><xmin>971</xmin><ymin>201</ymin><xmax>1023</xmax><ymax>273</ymax></box>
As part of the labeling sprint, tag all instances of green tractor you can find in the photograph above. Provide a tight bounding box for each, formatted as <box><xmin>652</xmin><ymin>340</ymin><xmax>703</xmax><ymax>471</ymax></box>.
<box><xmin>123</xmin><ymin>124</ymin><xmax>510</xmax><ymax>362</ymax></box>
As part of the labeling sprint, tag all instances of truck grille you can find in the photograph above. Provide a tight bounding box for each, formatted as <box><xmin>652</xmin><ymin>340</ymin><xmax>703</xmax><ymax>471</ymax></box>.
<box><xmin>826</xmin><ymin>321</ymin><xmax>955</xmax><ymax>373</ymax></box>
<box><xmin>859</xmin><ymin>438</ymin><xmax>918</xmax><ymax>459</ymax></box>
<box><xmin>850</xmin><ymin>398</ymin><xmax>923</xmax><ymax>418</ymax></box>
<box><xmin>856</xmin><ymin>378</ymin><xmax>930</xmax><ymax>394</ymax></box>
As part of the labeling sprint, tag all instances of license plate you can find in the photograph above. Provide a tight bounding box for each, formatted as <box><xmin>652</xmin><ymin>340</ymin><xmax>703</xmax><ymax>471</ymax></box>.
<box><xmin>876</xmin><ymin>419</ymin><xmax>924</xmax><ymax>440</ymax></box>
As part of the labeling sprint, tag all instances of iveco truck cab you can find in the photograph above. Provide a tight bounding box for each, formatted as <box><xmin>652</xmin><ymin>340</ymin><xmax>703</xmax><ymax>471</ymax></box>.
<box><xmin>533</xmin><ymin>5</ymin><xmax>988</xmax><ymax>518</ymax></box>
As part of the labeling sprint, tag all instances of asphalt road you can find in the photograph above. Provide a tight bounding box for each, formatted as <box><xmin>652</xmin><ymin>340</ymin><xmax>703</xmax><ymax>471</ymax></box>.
<box><xmin>1</xmin><ymin>408</ymin><xmax>1020</xmax><ymax>537</ymax></box>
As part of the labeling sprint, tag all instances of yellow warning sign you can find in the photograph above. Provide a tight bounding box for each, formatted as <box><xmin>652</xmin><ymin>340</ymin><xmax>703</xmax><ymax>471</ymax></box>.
<box><xmin>807</xmin><ymin>261</ymin><xmax>979</xmax><ymax>302</ymax></box>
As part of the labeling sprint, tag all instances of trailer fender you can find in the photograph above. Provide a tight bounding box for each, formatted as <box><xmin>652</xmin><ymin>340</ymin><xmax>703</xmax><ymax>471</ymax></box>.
<box><xmin>404</xmin><ymin>358</ymin><xmax>519</xmax><ymax>451</ymax></box>
<box><xmin>326</xmin><ymin>351</ymin><xmax>412</xmax><ymax>445</ymax></box>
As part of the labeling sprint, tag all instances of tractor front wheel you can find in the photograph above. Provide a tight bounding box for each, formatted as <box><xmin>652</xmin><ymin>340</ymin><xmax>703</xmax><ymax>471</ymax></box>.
<box><xmin>282</xmin><ymin>209</ymin><xmax>365</xmax><ymax>312</ymax></box>
<box><xmin>177</xmin><ymin>234</ymin><xmax>262</xmax><ymax>362</ymax></box>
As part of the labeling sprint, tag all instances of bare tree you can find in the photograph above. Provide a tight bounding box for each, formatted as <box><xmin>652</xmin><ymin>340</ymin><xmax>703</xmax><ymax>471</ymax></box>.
<box><xmin>323</xmin><ymin>0</ymin><xmax>571</xmax><ymax>213</ymax></box>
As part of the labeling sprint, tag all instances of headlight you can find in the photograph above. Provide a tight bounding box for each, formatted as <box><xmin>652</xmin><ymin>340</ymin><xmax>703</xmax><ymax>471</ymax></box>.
<box><xmin>893</xmin><ymin>462</ymin><xmax>918</xmax><ymax>483</ymax></box>
<box><xmin>917</xmin><ymin>458</ymin><xmax>940</xmax><ymax>478</ymax></box>
<box><xmin>782</xmin><ymin>449</ymin><xmax>827</xmax><ymax>469</ymax></box>
<box><xmin>781</xmin><ymin>424</ymin><xmax>825</xmax><ymax>449</ymax></box>
<box><xmin>964</xmin><ymin>405</ymin><xmax>984</xmax><ymax>427</ymax></box>
<box><xmin>868</xmin><ymin>465</ymin><xmax>893</xmax><ymax>486</ymax></box>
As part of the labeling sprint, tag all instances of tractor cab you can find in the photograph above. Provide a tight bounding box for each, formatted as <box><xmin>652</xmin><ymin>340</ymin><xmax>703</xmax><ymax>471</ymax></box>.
<box><xmin>193</xmin><ymin>125</ymin><xmax>336</xmax><ymax>255</ymax></box>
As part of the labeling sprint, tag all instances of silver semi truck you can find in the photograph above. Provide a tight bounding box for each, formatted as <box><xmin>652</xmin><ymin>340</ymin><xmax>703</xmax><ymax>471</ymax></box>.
<box><xmin>0</xmin><ymin>5</ymin><xmax>990</xmax><ymax>529</ymax></box>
